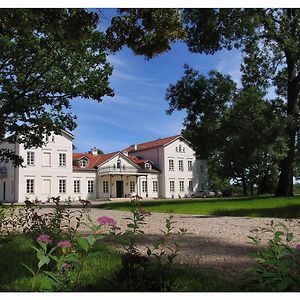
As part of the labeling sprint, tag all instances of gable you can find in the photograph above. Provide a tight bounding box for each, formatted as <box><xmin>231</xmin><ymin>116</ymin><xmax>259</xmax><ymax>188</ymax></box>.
<box><xmin>99</xmin><ymin>152</ymin><xmax>140</xmax><ymax>170</ymax></box>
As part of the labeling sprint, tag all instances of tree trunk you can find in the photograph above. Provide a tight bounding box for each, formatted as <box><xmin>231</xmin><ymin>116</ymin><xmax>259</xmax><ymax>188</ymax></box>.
<box><xmin>276</xmin><ymin>50</ymin><xmax>300</xmax><ymax>197</ymax></box>
<box><xmin>241</xmin><ymin>171</ymin><xmax>248</xmax><ymax>196</ymax></box>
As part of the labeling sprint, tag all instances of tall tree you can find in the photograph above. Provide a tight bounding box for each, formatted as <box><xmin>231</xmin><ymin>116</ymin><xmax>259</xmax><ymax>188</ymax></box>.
<box><xmin>182</xmin><ymin>8</ymin><xmax>300</xmax><ymax>196</ymax></box>
<box><xmin>0</xmin><ymin>9</ymin><xmax>114</xmax><ymax>165</ymax></box>
<box><xmin>166</xmin><ymin>66</ymin><xmax>287</xmax><ymax>196</ymax></box>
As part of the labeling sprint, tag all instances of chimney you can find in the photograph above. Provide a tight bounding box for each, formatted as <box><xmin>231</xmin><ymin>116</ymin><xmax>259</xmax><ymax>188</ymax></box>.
<box><xmin>130</xmin><ymin>144</ymin><xmax>137</xmax><ymax>151</ymax></box>
<box><xmin>91</xmin><ymin>147</ymin><xmax>98</xmax><ymax>156</ymax></box>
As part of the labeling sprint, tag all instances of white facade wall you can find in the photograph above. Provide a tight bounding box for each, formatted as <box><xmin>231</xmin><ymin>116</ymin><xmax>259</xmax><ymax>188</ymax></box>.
<box><xmin>72</xmin><ymin>170</ymin><xmax>97</xmax><ymax>200</ymax></box>
<box><xmin>162</xmin><ymin>139</ymin><xmax>196</xmax><ymax>198</ymax></box>
<box><xmin>0</xmin><ymin>142</ymin><xmax>17</xmax><ymax>202</ymax></box>
<box><xmin>18</xmin><ymin>132</ymin><xmax>73</xmax><ymax>202</ymax></box>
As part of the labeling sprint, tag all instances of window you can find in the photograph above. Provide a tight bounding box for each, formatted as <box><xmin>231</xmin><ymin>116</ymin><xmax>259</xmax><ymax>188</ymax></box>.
<box><xmin>73</xmin><ymin>180</ymin><xmax>80</xmax><ymax>193</ymax></box>
<box><xmin>179</xmin><ymin>145</ymin><xmax>182</xmax><ymax>152</ymax></box>
<box><xmin>103</xmin><ymin>181</ymin><xmax>109</xmax><ymax>193</ymax></box>
<box><xmin>130</xmin><ymin>181</ymin><xmax>135</xmax><ymax>193</ymax></box>
<box><xmin>145</xmin><ymin>162</ymin><xmax>151</xmax><ymax>169</ymax></box>
<box><xmin>169</xmin><ymin>159</ymin><xmax>174</xmax><ymax>171</ymax></box>
<box><xmin>170</xmin><ymin>181</ymin><xmax>175</xmax><ymax>192</ymax></box>
<box><xmin>189</xmin><ymin>180</ymin><xmax>193</xmax><ymax>192</ymax></box>
<box><xmin>153</xmin><ymin>181</ymin><xmax>158</xmax><ymax>192</ymax></box>
<box><xmin>80</xmin><ymin>160</ymin><xmax>87</xmax><ymax>168</ymax></box>
<box><xmin>88</xmin><ymin>180</ymin><xmax>94</xmax><ymax>193</ymax></box>
<box><xmin>179</xmin><ymin>160</ymin><xmax>184</xmax><ymax>171</ymax></box>
<box><xmin>200</xmin><ymin>164</ymin><xmax>204</xmax><ymax>173</ymax></box>
<box><xmin>188</xmin><ymin>161</ymin><xmax>192</xmax><ymax>171</ymax></box>
<box><xmin>59</xmin><ymin>153</ymin><xmax>66</xmax><ymax>167</ymax></box>
<box><xmin>183</xmin><ymin>147</ymin><xmax>185</xmax><ymax>152</ymax></box>
<box><xmin>175</xmin><ymin>147</ymin><xmax>178</xmax><ymax>152</ymax></box>
<box><xmin>59</xmin><ymin>179</ymin><xmax>66</xmax><ymax>193</ymax></box>
<box><xmin>179</xmin><ymin>181</ymin><xmax>184</xmax><ymax>192</ymax></box>
<box><xmin>142</xmin><ymin>181</ymin><xmax>147</xmax><ymax>193</ymax></box>
<box><xmin>27</xmin><ymin>152</ymin><xmax>35</xmax><ymax>166</ymax></box>
<box><xmin>51</xmin><ymin>136</ymin><xmax>55</xmax><ymax>142</ymax></box>
<box><xmin>26</xmin><ymin>179</ymin><xmax>34</xmax><ymax>194</ymax></box>
<box><xmin>116</xmin><ymin>159</ymin><xmax>121</xmax><ymax>169</ymax></box>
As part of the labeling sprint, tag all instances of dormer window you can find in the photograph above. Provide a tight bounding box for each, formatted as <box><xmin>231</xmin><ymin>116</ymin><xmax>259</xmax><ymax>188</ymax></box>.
<box><xmin>80</xmin><ymin>159</ymin><xmax>88</xmax><ymax>168</ymax></box>
<box><xmin>145</xmin><ymin>162</ymin><xmax>151</xmax><ymax>169</ymax></box>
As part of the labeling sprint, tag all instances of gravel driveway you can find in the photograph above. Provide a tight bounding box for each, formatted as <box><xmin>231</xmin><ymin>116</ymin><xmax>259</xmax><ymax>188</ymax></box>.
<box><xmin>79</xmin><ymin>207</ymin><xmax>300</xmax><ymax>279</ymax></box>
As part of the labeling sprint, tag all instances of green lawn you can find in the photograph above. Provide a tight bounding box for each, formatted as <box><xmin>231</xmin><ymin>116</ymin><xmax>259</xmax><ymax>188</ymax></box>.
<box><xmin>98</xmin><ymin>196</ymin><xmax>300</xmax><ymax>218</ymax></box>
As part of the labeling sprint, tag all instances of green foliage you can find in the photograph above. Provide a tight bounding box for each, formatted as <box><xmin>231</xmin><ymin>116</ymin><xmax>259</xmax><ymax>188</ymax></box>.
<box><xmin>106</xmin><ymin>9</ymin><xmax>186</xmax><ymax>59</ymax></box>
<box><xmin>166</xmin><ymin>64</ymin><xmax>286</xmax><ymax>195</ymax></box>
<box><xmin>0</xmin><ymin>9</ymin><xmax>114</xmax><ymax>165</ymax></box>
<box><xmin>181</xmin><ymin>8</ymin><xmax>300</xmax><ymax>196</ymax></box>
<box><xmin>246</xmin><ymin>222</ymin><xmax>300</xmax><ymax>291</ymax></box>
<box><xmin>109</xmin><ymin>201</ymin><xmax>187</xmax><ymax>291</ymax></box>
<box><xmin>0</xmin><ymin>199</ymin><xmax>84</xmax><ymax>241</ymax></box>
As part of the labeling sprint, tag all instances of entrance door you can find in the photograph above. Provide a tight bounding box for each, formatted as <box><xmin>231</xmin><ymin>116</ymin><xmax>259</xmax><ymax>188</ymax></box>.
<box><xmin>116</xmin><ymin>181</ymin><xmax>124</xmax><ymax>198</ymax></box>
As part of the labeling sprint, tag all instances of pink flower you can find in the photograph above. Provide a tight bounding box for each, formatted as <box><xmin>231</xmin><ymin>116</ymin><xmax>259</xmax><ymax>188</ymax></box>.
<box><xmin>37</xmin><ymin>234</ymin><xmax>52</xmax><ymax>244</ymax></box>
<box><xmin>97</xmin><ymin>216</ymin><xmax>117</xmax><ymax>227</ymax></box>
<box><xmin>57</xmin><ymin>240</ymin><xmax>73</xmax><ymax>248</ymax></box>
<box><xmin>295</xmin><ymin>244</ymin><xmax>300</xmax><ymax>250</ymax></box>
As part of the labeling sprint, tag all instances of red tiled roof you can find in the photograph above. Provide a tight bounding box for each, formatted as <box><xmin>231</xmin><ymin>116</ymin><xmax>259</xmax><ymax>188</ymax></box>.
<box><xmin>123</xmin><ymin>134</ymin><xmax>180</xmax><ymax>153</ymax></box>
<box><xmin>72</xmin><ymin>152</ymin><xmax>117</xmax><ymax>169</ymax></box>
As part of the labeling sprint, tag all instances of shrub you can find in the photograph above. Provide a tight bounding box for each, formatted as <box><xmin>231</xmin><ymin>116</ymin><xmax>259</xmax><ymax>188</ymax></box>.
<box><xmin>246</xmin><ymin>221</ymin><xmax>300</xmax><ymax>291</ymax></box>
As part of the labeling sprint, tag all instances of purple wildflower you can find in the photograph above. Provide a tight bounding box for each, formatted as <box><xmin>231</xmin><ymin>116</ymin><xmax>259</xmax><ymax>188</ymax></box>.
<box><xmin>97</xmin><ymin>216</ymin><xmax>117</xmax><ymax>227</ymax></box>
<box><xmin>57</xmin><ymin>240</ymin><xmax>73</xmax><ymax>248</ymax></box>
<box><xmin>295</xmin><ymin>244</ymin><xmax>300</xmax><ymax>250</ymax></box>
<box><xmin>37</xmin><ymin>234</ymin><xmax>52</xmax><ymax>244</ymax></box>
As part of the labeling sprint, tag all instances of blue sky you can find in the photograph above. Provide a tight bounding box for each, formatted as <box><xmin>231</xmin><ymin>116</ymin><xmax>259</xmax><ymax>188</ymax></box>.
<box><xmin>71</xmin><ymin>9</ymin><xmax>243</xmax><ymax>154</ymax></box>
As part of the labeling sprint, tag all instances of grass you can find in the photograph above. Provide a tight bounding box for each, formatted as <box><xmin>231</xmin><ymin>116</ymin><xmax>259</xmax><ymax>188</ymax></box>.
<box><xmin>98</xmin><ymin>195</ymin><xmax>300</xmax><ymax>218</ymax></box>
<box><xmin>0</xmin><ymin>235</ymin><xmax>236</xmax><ymax>292</ymax></box>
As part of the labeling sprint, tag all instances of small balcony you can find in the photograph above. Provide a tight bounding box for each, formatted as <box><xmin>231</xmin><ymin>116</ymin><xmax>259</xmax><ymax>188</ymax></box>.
<box><xmin>98</xmin><ymin>165</ymin><xmax>140</xmax><ymax>175</ymax></box>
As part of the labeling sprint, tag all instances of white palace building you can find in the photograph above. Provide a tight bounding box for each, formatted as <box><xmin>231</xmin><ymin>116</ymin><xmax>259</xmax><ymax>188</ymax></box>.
<box><xmin>0</xmin><ymin>131</ymin><xmax>208</xmax><ymax>203</ymax></box>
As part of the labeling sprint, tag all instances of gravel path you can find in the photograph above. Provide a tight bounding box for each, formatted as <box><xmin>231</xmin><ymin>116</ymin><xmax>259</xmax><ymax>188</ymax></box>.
<box><xmin>35</xmin><ymin>205</ymin><xmax>300</xmax><ymax>279</ymax></box>
<box><xmin>83</xmin><ymin>208</ymin><xmax>300</xmax><ymax>279</ymax></box>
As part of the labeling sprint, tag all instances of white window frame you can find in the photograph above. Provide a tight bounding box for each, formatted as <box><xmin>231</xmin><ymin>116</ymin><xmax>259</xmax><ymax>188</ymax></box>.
<box><xmin>80</xmin><ymin>160</ymin><xmax>87</xmax><ymax>168</ymax></box>
<box><xmin>179</xmin><ymin>160</ymin><xmax>184</xmax><ymax>171</ymax></box>
<box><xmin>188</xmin><ymin>161</ymin><xmax>192</xmax><ymax>171</ymax></box>
<box><xmin>26</xmin><ymin>179</ymin><xmax>34</xmax><ymax>194</ymax></box>
<box><xmin>103</xmin><ymin>181</ymin><xmax>109</xmax><ymax>193</ymax></box>
<box><xmin>73</xmin><ymin>180</ymin><xmax>80</xmax><ymax>193</ymax></box>
<box><xmin>59</xmin><ymin>153</ymin><xmax>66</xmax><ymax>167</ymax></box>
<box><xmin>27</xmin><ymin>152</ymin><xmax>35</xmax><ymax>166</ymax></box>
<box><xmin>88</xmin><ymin>180</ymin><xmax>94</xmax><ymax>193</ymax></box>
<box><xmin>169</xmin><ymin>159</ymin><xmax>174</xmax><ymax>171</ymax></box>
<box><xmin>142</xmin><ymin>181</ymin><xmax>147</xmax><ymax>193</ymax></box>
<box><xmin>170</xmin><ymin>181</ymin><xmax>175</xmax><ymax>192</ymax></box>
<box><xmin>129</xmin><ymin>181</ymin><xmax>135</xmax><ymax>193</ymax></box>
<box><xmin>59</xmin><ymin>179</ymin><xmax>66</xmax><ymax>194</ymax></box>
<box><xmin>179</xmin><ymin>180</ymin><xmax>184</xmax><ymax>192</ymax></box>
<box><xmin>153</xmin><ymin>181</ymin><xmax>158</xmax><ymax>192</ymax></box>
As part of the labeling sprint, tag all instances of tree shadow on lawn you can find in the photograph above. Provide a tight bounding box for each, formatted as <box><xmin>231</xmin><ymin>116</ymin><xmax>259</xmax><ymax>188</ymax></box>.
<box><xmin>212</xmin><ymin>205</ymin><xmax>300</xmax><ymax>219</ymax></box>
<box><xmin>0</xmin><ymin>235</ymin><xmax>37</xmax><ymax>289</ymax></box>
<box><xmin>98</xmin><ymin>195</ymin><xmax>280</xmax><ymax>210</ymax></box>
